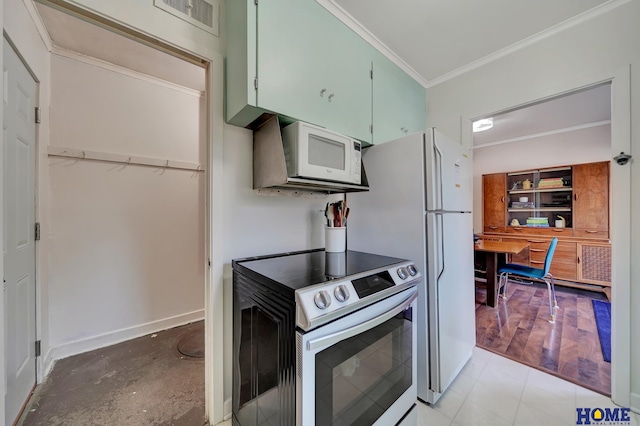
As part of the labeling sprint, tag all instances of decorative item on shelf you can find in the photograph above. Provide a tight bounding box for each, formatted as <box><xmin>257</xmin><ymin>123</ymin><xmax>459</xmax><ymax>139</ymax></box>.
<box><xmin>511</xmin><ymin>201</ymin><xmax>535</xmax><ymax>208</ymax></box>
<box><xmin>555</xmin><ymin>215</ymin><xmax>566</xmax><ymax>228</ymax></box>
<box><xmin>511</xmin><ymin>181</ymin><xmax>521</xmax><ymax>190</ymax></box>
<box><xmin>522</xmin><ymin>179</ymin><xmax>532</xmax><ymax>190</ymax></box>
<box><xmin>511</xmin><ymin>219</ymin><xmax>520</xmax><ymax>226</ymax></box>
<box><xmin>526</xmin><ymin>217</ymin><xmax>549</xmax><ymax>227</ymax></box>
<box><xmin>537</xmin><ymin>178</ymin><xmax>565</xmax><ymax>189</ymax></box>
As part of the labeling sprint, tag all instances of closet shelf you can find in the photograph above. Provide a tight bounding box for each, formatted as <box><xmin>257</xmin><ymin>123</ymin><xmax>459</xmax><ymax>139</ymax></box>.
<box><xmin>47</xmin><ymin>147</ymin><xmax>204</xmax><ymax>172</ymax></box>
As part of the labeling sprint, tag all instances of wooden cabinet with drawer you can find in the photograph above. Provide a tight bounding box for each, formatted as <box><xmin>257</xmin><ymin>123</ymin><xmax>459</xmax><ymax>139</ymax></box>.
<box><xmin>483</xmin><ymin>173</ymin><xmax>506</xmax><ymax>233</ymax></box>
<box><xmin>573</xmin><ymin>162</ymin><xmax>610</xmax><ymax>238</ymax></box>
<box><xmin>481</xmin><ymin>161</ymin><xmax>610</xmax><ymax>289</ymax></box>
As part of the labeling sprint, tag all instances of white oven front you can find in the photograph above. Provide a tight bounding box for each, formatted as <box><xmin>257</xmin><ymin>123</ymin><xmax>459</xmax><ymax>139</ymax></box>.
<box><xmin>296</xmin><ymin>286</ymin><xmax>417</xmax><ymax>426</ymax></box>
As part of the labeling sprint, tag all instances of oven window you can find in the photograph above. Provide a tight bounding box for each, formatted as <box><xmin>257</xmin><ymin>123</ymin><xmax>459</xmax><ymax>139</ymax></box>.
<box><xmin>315</xmin><ymin>307</ymin><xmax>413</xmax><ymax>425</ymax></box>
<box><xmin>308</xmin><ymin>134</ymin><xmax>346</xmax><ymax>170</ymax></box>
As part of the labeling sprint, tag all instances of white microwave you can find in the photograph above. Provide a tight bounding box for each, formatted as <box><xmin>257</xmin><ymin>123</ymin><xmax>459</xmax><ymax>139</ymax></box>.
<box><xmin>281</xmin><ymin>121</ymin><xmax>362</xmax><ymax>185</ymax></box>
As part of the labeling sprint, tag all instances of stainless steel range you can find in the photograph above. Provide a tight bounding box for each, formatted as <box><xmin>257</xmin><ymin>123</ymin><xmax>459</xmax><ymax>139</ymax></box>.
<box><xmin>232</xmin><ymin>249</ymin><xmax>421</xmax><ymax>426</ymax></box>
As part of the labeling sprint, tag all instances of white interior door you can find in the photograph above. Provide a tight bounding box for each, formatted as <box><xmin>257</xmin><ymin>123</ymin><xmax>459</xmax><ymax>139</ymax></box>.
<box><xmin>3</xmin><ymin>37</ymin><xmax>37</xmax><ymax>425</ymax></box>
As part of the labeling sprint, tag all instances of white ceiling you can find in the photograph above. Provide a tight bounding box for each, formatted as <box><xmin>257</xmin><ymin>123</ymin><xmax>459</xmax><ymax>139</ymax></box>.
<box><xmin>328</xmin><ymin>0</ymin><xmax>612</xmax><ymax>85</ymax></box>
<box><xmin>472</xmin><ymin>84</ymin><xmax>611</xmax><ymax>147</ymax></box>
<box><xmin>323</xmin><ymin>0</ymin><xmax>614</xmax><ymax>146</ymax></box>
<box><xmin>34</xmin><ymin>3</ymin><xmax>206</xmax><ymax>91</ymax></box>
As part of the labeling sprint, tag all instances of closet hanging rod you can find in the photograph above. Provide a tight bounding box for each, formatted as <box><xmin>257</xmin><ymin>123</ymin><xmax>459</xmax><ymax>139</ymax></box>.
<box><xmin>47</xmin><ymin>147</ymin><xmax>204</xmax><ymax>172</ymax></box>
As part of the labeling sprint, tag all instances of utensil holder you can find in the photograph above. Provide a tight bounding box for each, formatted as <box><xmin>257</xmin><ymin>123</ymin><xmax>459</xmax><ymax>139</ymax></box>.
<box><xmin>325</xmin><ymin>226</ymin><xmax>346</xmax><ymax>253</ymax></box>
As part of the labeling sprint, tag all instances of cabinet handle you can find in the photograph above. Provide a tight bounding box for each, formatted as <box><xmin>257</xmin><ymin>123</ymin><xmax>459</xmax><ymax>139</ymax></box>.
<box><xmin>501</xmin><ymin>196</ymin><xmax>504</xmax><ymax>203</ymax></box>
<box><xmin>531</xmin><ymin>249</ymin><xmax>544</xmax><ymax>252</ymax></box>
<box><xmin>513</xmin><ymin>227</ymin><xmax>523</xmax><ymax>231</ymax></box>
<box><xmin>552</xmin><ymin>228</ymin><xmax>564</xmax><ymax>232</ymax></box>
<box><xmin>578</xmin><ymin>256</ymin><xmax>581</xmax><ymax>264</ymax></box>
<box><xmin>584</xmin><ymin>230</ymin><xmax>598</xmax><ymax>234</ymax></box>
<box><xmin>531</xmin><ymin>260</ymin><xmax>544</xmax><ymax>264</ymax></box>
<box><xmin>320</xmin><ymin>88</ymin><xmax>326</xmax><ymax>97</ymax></box>
<box><xmin>328</xmin><ymin>94</ymin><xmax>335</xmax><ymax>102</ymax></box>
<box><xmin>574</xmin><ymin>194</ymin><xmax>577</xmax><ymax>201</ymax></box>
<box><xmin>489</xmin><ymin>226</ymin><xmax>498</xmax><ymax>230</ymax></box>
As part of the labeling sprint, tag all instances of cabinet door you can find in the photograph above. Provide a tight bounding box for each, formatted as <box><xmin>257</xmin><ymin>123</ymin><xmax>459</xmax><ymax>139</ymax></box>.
<box><xmin>483</xmin><ymin>173</ymin><xmax>506</xmax><ymax>232</ymax></box>
<box><xmin>577</xmin><ymin>242</ymin><xmax>611</xmax><ymax>285</ymax></box>
<box><xmin>573</xmin><ymin>162</ymin><xmax>609</xmax><ymax>236</ymax></box>
<box><xmin>257</xmin><ymin>0</ymin><xmax>371</xmax><ymax>143</ymax></box>
<box><xmin>321</xmin><ymin>17</ymin><xmax>372</xmax><ymax>142</ymax></box>
<box><xmin>372</xmin><ymin>50</ymin><xmax>426</xmax><ymax>144</ymax></box>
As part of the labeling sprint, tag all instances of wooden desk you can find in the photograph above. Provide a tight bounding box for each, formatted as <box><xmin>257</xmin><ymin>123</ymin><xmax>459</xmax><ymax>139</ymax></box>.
<box><xmin>474</xmin><ymin>240</ymin><xmax>530</xmax><ymax>307</ymax></box>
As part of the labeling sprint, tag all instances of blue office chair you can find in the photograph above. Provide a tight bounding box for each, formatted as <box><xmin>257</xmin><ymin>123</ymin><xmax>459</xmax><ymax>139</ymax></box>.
<box><xmin>497</xmin><ymin>237</ymin><xmax>559</xmax><ymax>323</ymax></box>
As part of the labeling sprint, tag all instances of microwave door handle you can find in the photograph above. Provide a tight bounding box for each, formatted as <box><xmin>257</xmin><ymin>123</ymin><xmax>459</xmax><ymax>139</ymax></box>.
<box><xmin>306</xmin><ymin>290</ymin><xmax>418</xmax><ymax>352</ymax></box>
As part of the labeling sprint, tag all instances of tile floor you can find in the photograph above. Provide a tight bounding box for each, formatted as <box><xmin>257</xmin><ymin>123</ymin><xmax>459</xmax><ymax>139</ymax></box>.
<box><xmin>220</xmin><ymin>347</ymin><xmax>638</xmax><ymax>426</ymax></box>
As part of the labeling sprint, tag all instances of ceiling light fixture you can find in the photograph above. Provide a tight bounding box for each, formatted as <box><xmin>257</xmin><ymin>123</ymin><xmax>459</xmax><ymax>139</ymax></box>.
<box><xmin>473</xmin><ymin>118</ymin><xmax>493</xmax><ymax>132</ymax></box>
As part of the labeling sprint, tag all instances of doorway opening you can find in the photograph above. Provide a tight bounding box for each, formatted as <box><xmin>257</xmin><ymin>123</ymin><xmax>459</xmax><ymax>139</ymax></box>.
<box><xmin>8</xmin><ymin>2</ymin><xmax>213</xmax><ymax>424</ymax></box>
<box><xmin>472</xmin><ymin>83</ymin><xmax>613</xmax><ymax>396</ymax></box>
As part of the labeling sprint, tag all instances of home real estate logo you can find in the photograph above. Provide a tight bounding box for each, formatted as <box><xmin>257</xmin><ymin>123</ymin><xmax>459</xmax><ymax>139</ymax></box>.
<box><xmin>576</xmin><ymin>407</ymin><xmax>631</xmax><ymax>425</ymax></box>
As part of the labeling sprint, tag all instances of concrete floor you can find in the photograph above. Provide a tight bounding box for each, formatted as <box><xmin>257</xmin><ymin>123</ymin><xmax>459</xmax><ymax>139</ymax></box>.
<box><xmin>18</xmin><ymin>321</ymin><xmax>206</xmax><ymax>426</ymax></box>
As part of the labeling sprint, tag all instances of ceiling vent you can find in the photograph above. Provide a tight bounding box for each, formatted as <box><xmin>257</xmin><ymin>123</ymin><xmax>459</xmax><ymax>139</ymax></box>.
<box><xmin>154</xmin><ymin>0</ymin><xmax>220</xmax><ymax>36</ymax></box>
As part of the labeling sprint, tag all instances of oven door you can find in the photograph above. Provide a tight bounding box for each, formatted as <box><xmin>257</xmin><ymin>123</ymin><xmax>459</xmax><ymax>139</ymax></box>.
<box><xmin>297</xmin><ymin>287</ymin><xmax>417</xmax><ymax>426</ymax></box>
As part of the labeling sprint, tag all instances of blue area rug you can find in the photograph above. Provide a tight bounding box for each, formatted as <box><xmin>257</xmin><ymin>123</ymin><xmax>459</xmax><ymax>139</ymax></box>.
<box><xmin>592</xmin><ymin>299</ymin><xmax>611</xmax><ymax>363</ymax></box>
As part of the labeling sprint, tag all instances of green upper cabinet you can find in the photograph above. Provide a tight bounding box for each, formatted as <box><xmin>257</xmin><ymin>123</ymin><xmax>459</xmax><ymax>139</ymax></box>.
<box><xmin>372</xmin><ymin>51</ymin><xmax>426</xmax><ymax>144</ymax></box>
<box><xmin>257</xmin><ymin>0</ymin><xmax>372</xmax><ymax>142</ymax></box>
<box><xmin>226</xmin><ymin>0</ymin><xmax>425</xmax><ymax>145</ymax></box>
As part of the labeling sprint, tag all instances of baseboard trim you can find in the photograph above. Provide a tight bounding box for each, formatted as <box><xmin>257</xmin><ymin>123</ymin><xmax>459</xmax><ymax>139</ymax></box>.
<box><xmin>41</xmin><ymin>346</ymin><xmax>56</xmax><ymax>383</ymax></box>
<box><xmin>223</xmin><ymin>398</ymin><xmax>232</xmax><ymax>420</ymax></box>
<box><xmin>630</xmin><ymin>392</ymin><xmax>640</xmax><ymax>414</ymax></box>
<box><xmin>48</xmin><ymin>309</ymin><xmax>204</xmax><ymax>363</ymax></box>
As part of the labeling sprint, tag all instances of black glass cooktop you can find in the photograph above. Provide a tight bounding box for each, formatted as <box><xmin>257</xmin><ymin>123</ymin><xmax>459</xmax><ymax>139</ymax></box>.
<box><xmin>232</xmin><ymin>249</ymin><xmax>406</xmax><ymax>293</ymax></box>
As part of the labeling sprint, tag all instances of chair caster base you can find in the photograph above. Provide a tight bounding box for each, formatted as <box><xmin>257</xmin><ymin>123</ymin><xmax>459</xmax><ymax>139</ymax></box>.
<box><xmin>548</xmin><ymin>314</ymin><xmax>556</xmax><ymax>323</ymax></box>
<box><xmin>553</xmin><ymin>301</ymin><xmax>559</xmax><ymax>309</ymax></box>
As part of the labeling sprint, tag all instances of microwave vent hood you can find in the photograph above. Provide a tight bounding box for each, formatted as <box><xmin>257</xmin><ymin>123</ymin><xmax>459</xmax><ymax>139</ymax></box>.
<box><xmin>253</xmin><ymin>115</ymin><xmax>369</xmax><ymax>194</ymax></box>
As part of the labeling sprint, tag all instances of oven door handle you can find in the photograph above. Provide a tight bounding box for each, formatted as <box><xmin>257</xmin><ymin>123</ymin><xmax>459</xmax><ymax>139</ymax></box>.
<box><xmin>307</xmin><ymin>289</ymin><xmax>417</xmax><ymax>352</ymax></box>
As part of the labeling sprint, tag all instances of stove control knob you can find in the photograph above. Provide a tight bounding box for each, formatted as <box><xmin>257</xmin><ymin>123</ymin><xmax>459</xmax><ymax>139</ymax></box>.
<box><xmin>397</xmin><ymin>267</ymin><xmax>408</xmax><ymax>280</ymax></box>
<box><xmin>334</xmin><ymin>285</ymin><xmax>350</xmax><ymax>303</ymax></box>
<box><xmin>407</xmin><ymin>265</ymin><xmax>418</xmax><ymax>276</ymax></box>
<box><xmin>314</xmin><ymin>290</ymin><xmax>332</xmax><ymax>310</ymax></box>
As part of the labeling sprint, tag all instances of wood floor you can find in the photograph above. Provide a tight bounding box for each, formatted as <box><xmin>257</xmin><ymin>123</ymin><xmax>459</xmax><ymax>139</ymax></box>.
<box><xmin>475</xmin><ymin>280</ymin><xmax>611</xmax><ymax>396</ymax></box>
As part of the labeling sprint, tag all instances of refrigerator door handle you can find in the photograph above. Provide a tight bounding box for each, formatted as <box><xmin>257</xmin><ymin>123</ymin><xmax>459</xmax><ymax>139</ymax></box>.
<box><xmin>438</xmin><ymin>214</ymin><xmax>445</xmax><ymax>281</ymax></box>
<box><xmin>433</xmin><ymin>139</ymin><xmax>444</xmax><ymax>211</ymax></box>
<box><xmin>430</xmin><ymin>212</ymin><xmax>445</xmax><ymax>393</ymax></box>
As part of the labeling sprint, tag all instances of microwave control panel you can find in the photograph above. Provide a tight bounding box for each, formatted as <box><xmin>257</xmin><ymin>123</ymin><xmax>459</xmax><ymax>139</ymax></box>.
<box><xmin>353</xmin><ymin>141</ymin><xmax>361</xmax><ymax>181</ymax></box>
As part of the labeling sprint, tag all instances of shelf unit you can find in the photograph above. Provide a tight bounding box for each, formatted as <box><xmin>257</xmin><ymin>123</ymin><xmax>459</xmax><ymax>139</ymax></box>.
<box><xmin>506</xmin><ymin>167</ymin><xmax>573</xmax><ymax>229</ymax></box>
<box><xmin>481</xmin><ymin>161</ymin><xmax>611</xmax><ymax>290</ymax></box>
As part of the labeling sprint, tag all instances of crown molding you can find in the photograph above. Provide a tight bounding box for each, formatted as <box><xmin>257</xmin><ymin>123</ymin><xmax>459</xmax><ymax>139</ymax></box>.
<box><xmin>24</xmin><ymin>0</ymin><xmax>54</xmax><ymax>52</ymax></box>
<box><xmin>51</xmin><ymin>46</ymin><xmax>204</xmax><ymax>97</ymax></box>
<box><xmin>425</xmin><ymin>0</ymin><xmax>631</xmax><ymax>88</ymax></box>
<box><xmin>315</xmin><ymin>0</ymin><xmax>428</xmax><ymax>88</ymax></box>
<box><xmin>316</xmin><ymin>0</ymin><xmax>630</xmax><ymax>90</ymax></box>
<box><xmin>473</xmin><ymin>120</ymin><xmax>611</xmax><ymax>149</ymax></box>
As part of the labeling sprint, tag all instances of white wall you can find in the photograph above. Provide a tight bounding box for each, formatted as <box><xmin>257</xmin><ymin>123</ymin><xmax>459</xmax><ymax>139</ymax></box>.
<box><xmin>472</xmin><ymin>124</ymin><xmax>611</xmax><ymax>231</ymax></box>
<box><xmin>424</xmin><ymin>0</ymin><xmax>638</xmax><ymax>410</ymax></box>
<box><xmin>58</xmin><ymin>0</ymin><xmax>223</xmax><ymax>60</ymax></box>
<box><xmin>220</xmin><ymin>123</ymin><xmax>336</xmax><ymax>407</ymax></box>
<box><xmin>47</xmin><ymin>53</ymin><xmax>206</xmax><ymax>358</ymax></box>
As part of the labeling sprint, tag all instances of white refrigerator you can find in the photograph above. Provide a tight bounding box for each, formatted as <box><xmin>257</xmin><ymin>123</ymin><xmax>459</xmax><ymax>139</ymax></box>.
<box><xmin>347</xmin><ymin>128</ymin><xmax>475</xmax><ymax>404</ymax></box>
